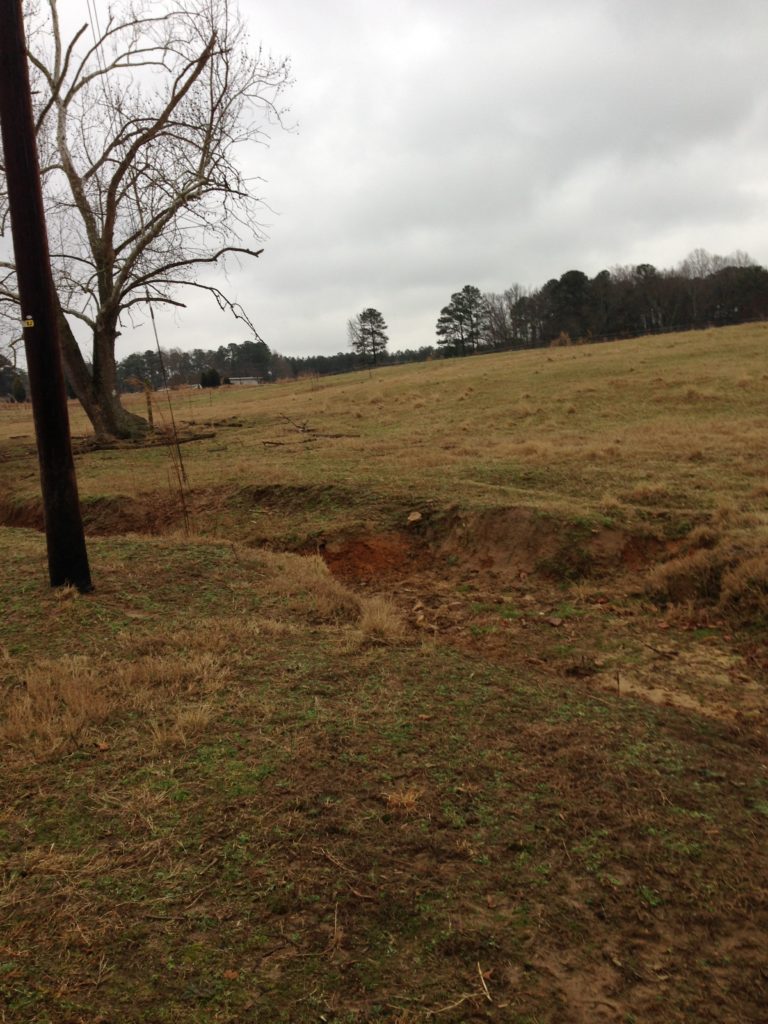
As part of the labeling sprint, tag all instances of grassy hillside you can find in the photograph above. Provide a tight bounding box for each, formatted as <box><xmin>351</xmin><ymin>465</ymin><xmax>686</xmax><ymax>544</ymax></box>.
<box><xmin>2</xmin><ymin>322</ymin><xmax>768</xmax><ymax>534</ymax></box>
<box><xmin>0</xmin><ymin>324</ymin><xmax>766</xmax><ymax>1022</ymax></box>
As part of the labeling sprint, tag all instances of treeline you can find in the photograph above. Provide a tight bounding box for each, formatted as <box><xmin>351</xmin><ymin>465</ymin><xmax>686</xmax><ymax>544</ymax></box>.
<box><xmin>113</xmin><ymin>248</ymin><xmax>768</xmax><ymax>388</ymax></box>
<box><xmin>117</xmin><ymin>339</ymin><xmax>277</xmax><ymax>391</ymax></box>
<box><xmin>284</xmin><ymin>345</ymin><xmax>438</xmax><ymax>378</ymax></box>
<box><xmin>115</xmin><ymin>338</ymin><xmax>438</xmax><ymax>388</ymax></box>
<box><xmin>481</xmin><ymin>249</ymin><xmax>768</xmax><ymax>351</ymax></box>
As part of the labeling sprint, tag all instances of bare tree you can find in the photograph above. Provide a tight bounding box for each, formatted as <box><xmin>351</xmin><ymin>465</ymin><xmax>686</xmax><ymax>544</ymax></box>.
<box><xmin>0</xmin><ymin>0</ymin><xmax>290</xmax><ymax>438</ymax></box>
<box><xmin>677</xmin><ymin>249</ymin><xmax>757</xmax><ymax>325</ymax></box>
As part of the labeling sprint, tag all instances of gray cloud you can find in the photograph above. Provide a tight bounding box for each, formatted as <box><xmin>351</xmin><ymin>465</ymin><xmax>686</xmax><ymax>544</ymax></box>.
<box><xmin>97</xmin><ymin>0</ymin><xmax>768</xmax><ymax>359</ymax></box>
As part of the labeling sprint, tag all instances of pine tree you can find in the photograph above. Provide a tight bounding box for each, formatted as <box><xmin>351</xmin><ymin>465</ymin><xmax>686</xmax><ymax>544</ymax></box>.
<box><xmin>435</xmin><ymin>285</ymin><xmax>489</xmax><ymax>355</ymax></box>
<box><xmin>348</xmin><ymin>308</ymin><xmax>389</xmax><ymax>365</ymax></box>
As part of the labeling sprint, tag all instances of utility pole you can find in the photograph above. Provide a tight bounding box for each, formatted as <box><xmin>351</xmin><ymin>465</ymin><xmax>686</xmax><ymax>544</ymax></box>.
<box><xmin>0</xmin><ymin>0</ymin><xmax>92</xmax><ymax>592</ymax></box>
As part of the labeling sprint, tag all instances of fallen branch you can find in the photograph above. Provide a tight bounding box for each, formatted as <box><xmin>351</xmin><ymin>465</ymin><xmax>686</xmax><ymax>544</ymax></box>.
<box><xmin>477</xmin><ymin>962</ymin><xmax>493</xmax><ymax>1002</ymax></box>
<box><xmin>430</xmin><ymin>992</ymin><xmax>477</xmax><ymax>1015</ymax></box>
<box><xmin>640</xmin><ymin>641</ymin><xmax>678</xmax><ymax>660</ymax></box>
<box><xmin>262</xmin><ymin>433</ymin><xmax>360</xmax><ymax>447</ymax></box>
<box><xmin>73</xmin><ymin>431</ymin><xmax>216</xmax><ymax>453</ymax></box>
<box><xmin>262</xmin><ymin>437</ymin><xmax>317</xmax><ymax>447</ymax></box>
<box><xmin>317</xmin><ymin>847</ymin><xmax>377</xmax><ymax>901</ymax></box>
<box><xmin>279</xmin><ymin>413</ymin><xmax>314</xmax><ymax>433</ymax></box>
<box><xmin>276</xmin><ymin>414</ymin><xmax>359</xmax><ymax>440</ymax></box>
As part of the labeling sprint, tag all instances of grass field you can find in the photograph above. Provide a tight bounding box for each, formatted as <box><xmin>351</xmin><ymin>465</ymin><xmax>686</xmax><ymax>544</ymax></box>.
<box><xmin>0</xmin><ymin>324</ymin><xmax>767</xmax><ymax>1022</ymax></box>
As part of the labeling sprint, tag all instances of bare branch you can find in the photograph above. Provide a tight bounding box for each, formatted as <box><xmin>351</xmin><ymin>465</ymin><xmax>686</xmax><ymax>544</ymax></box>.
<box><xmin>122</xmin><ymin>245</ymin><xmax>263</xmax><ymax>296</ymax></box>
<box><xmin>151</xmin><ymin>278</ymin><xmax>263</xmax><ymax>338</ymax></box>
<box><xmin>0</xmin><ymin>0</ymin><xmax>291</xmax><ymax>436</ymax></box>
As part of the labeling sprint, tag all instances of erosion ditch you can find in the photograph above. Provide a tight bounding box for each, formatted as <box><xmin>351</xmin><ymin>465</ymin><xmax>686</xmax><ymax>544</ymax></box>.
<box><xmin>2</xmin><ymin>487</ymin><xmax>763</xmax><ymax>624</ymax></box>
<box><xmin>0</xmin><ymin>493</ymin><xmax>186</xmax><ymax>536</ymax></box>
<box><xmin>0</xmin><ymin>488</ymin><xmax>694</xmax><ymax>588</ymax></box>
<box><xmin>1</xmin><ymin>486</ymin><xmax>765</xmax><ymax>723</ymax></box>
<box><xmin>317</xmin><ymin>505</ymin><xmax>672</xmax><ymax>585</ymax></box>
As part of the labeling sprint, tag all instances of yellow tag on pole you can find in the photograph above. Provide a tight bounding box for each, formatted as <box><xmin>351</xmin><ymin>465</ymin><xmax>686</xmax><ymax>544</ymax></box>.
<box><xmin>22</xmin><ymin>317</ymin><xmax>34</xmax><ymax>328</ymax></box>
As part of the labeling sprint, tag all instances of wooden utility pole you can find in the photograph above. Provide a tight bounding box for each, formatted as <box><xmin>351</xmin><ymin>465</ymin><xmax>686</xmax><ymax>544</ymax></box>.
<box><xmin>0</xmin><ymin>0</ymin><xmax>92</xmax><ymax>591</ymax></box>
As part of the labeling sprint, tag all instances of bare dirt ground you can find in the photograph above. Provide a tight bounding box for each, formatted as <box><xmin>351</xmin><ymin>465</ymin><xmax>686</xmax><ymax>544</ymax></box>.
<box><xmin>316</xmin><ymin>508</ymin><xmax>768</xmax><ymax>725</ymax></box>
<box><xmin>1</xmin><ymin>327</ymin><xmax>767</xmax><ymax>1022</ymax></box>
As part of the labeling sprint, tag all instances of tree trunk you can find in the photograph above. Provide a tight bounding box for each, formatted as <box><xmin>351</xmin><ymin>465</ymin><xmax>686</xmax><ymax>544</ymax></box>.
<box><xmin>57</xmin><ymin>308</ymin><xmax>148</xmax><ymax>440</ymax></box>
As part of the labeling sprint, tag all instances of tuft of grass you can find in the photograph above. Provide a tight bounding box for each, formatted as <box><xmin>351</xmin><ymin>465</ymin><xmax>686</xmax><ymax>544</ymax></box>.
<box><xmin>385</xmin><ymin>786</ymin><xmax>424</xmax><ymax>813</ymax></box>
<box><xmin>0</xmin><ymin>656</ymin><xmax>109</xmax><ymax>755</ymax></box>
<box><xmin>1</xmin><ymin>651</ymin><xmax>230</xmax><ymax>758</ymax></box>
<box><xmin>358</xmin><ymin>594</ymin><xmax>405</xmax><ymax>642</ymax></box>
<box><xmin>646</xmin><ymin>520</ymin><xmax>768</xmax><ymax>621</ymax></box>
<box><xmin>257</xmin><ymin>551</ymin><xmax>362</xmax><ymax>622</ymax></box>
<box><xmin>149</xmin><ymin>701</ymin><xmax>216</xmax><ymax>750</ymax></box>
<box><xmin>646</xmin><ymin>547</ymin><xmax>726</xmax><ymax>605</ymax></box>
<box><xmin>720</xmin><ymin>553</ymin><xmax>768</xmax><ymax>619</ymax></box>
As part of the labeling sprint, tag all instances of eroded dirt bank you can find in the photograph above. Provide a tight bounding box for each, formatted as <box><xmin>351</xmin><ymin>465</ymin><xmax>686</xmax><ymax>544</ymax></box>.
<box><xmin>2</xmin><ymin>487</ymin><xmax>765</xmax><ymax>724</ymax></box>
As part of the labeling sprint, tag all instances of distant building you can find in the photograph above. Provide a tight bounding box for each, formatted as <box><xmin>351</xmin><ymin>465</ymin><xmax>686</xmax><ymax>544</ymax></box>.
<box><xmin>228</xmin><ymin>376</ymin><xmax>263</xmax><ymax>386</ymax></box>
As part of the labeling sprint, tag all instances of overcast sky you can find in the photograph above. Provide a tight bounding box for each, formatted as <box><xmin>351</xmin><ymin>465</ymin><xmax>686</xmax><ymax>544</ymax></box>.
<box><xmin>54</xmin><ymin>0</ymin><xmax>768</xmax><ymax>358</ymax></box>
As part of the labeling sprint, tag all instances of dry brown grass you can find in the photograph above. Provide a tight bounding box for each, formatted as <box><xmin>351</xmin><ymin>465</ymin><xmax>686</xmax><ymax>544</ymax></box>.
<box><xmin>0</xmin><ymin>651</ymin><xmax>230</xmax><ymax>758</ymax></box>
<box><xmin>358</xmin><ymin>594</ymin><xmax>405</xmax><ymax>642</ymax></box>
<box><xmin>148</xmin><ymin>701</ymin><xmax>216</xmax><ymax>750</ymax></box>
<box><xmin>256</xmin><ymin>551</ymin><xmax>361</xmax><ymax>622</ymax></box>
<box><xmin>1</xmin><ymin>516</ymin><xmax>767</xmax><ymax>1022</ymax></box>
<box><xmin>720</xmin><ymin>553</ymin><xmax>768</xmax><ymax>617</ymax></box>
<box><xmin>646</xmin><ymin>548</ymin><xmax>726</xmax><ymax>604</ymax></box>
<box><xmin>0</xmin><ymin>544</ymin><xmax>409</xmax><ymax>761</ymax></box>
<box><xmin>384</xmin><ymin>786</ymin><xmax>424</xmax><ymax>813</ymax></box>
<box><xmin>646</xmin><ymin>518</ymin><xmax>768</xmax><ymax>619</ymax></box>
<box><xmin>622</xmin><ymin>483</ymin><xmax>674</xmax><ymax>505</ymax></box>
<box><xmin>0</xmin><ymin>656</ymin><xmax>109</xmax><ymax>754</ymax></box>
<box><xmin>245</xmin><ymin>549</ymin><xmax>406</xmax><ymax>639</ymax></box>
<box><xmin>3</xmin><ymin>323</ymin><xmax>766</xmax><ymax>544</ymax></box>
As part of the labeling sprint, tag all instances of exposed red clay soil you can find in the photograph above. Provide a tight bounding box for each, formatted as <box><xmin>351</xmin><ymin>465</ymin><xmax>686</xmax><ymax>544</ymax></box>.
<box><xmin>2</xmin><ymin>488</ymin><xmax>765</xmax><ymax>727</ymax></box>
<box><xmin>322</xmin><ymin>508</ymin><xmax>670</xmax><ymax>585</ymax></box>
<box><xmin>1</xmin><ymin>489</ymin><xmax>669</xmax><ymax>587</ymax></box>
<box><xmin>312</xmin><ymin>511</ymin><xmax>767</xmax><ymax>728</ymax></box>
<box><xmin>321</xmin><ymin>531</ymin><xmax>425</xmax><ymax>582</ymax></box>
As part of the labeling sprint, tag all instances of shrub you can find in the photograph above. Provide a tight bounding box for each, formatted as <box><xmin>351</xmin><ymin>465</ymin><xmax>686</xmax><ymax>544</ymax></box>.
<box><xmin>200</xmin><ymin>367</ymin><xmax>221</xmax><ymax>388</ymax></box>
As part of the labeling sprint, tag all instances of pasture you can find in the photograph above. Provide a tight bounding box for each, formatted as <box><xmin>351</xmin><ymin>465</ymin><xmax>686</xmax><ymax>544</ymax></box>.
<box><xmin>0</xmin><ymin>323</ymin><xmax>767</xmax><ymax>1022</ymax></box>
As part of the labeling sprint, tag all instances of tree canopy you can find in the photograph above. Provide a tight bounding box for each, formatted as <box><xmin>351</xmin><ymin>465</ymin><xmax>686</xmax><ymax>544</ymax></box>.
<box><xmin>483</xmin><ymin>250</ymin><xmax>768</xmax><ymax>349</ymax></box>
<box><xmin>348</xmin><ymin>308</ymin><xmax>389</xmax><ymax>366</ymax></box>
<box><xmin>0</xmin><ymin>0</ymin><xmax>290</xmax><ymax>438</ymax></box>
<box><xmin>436</xmin><ymin>285</ymin><xmax>489</xmax><ymax>355</ymax></box>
